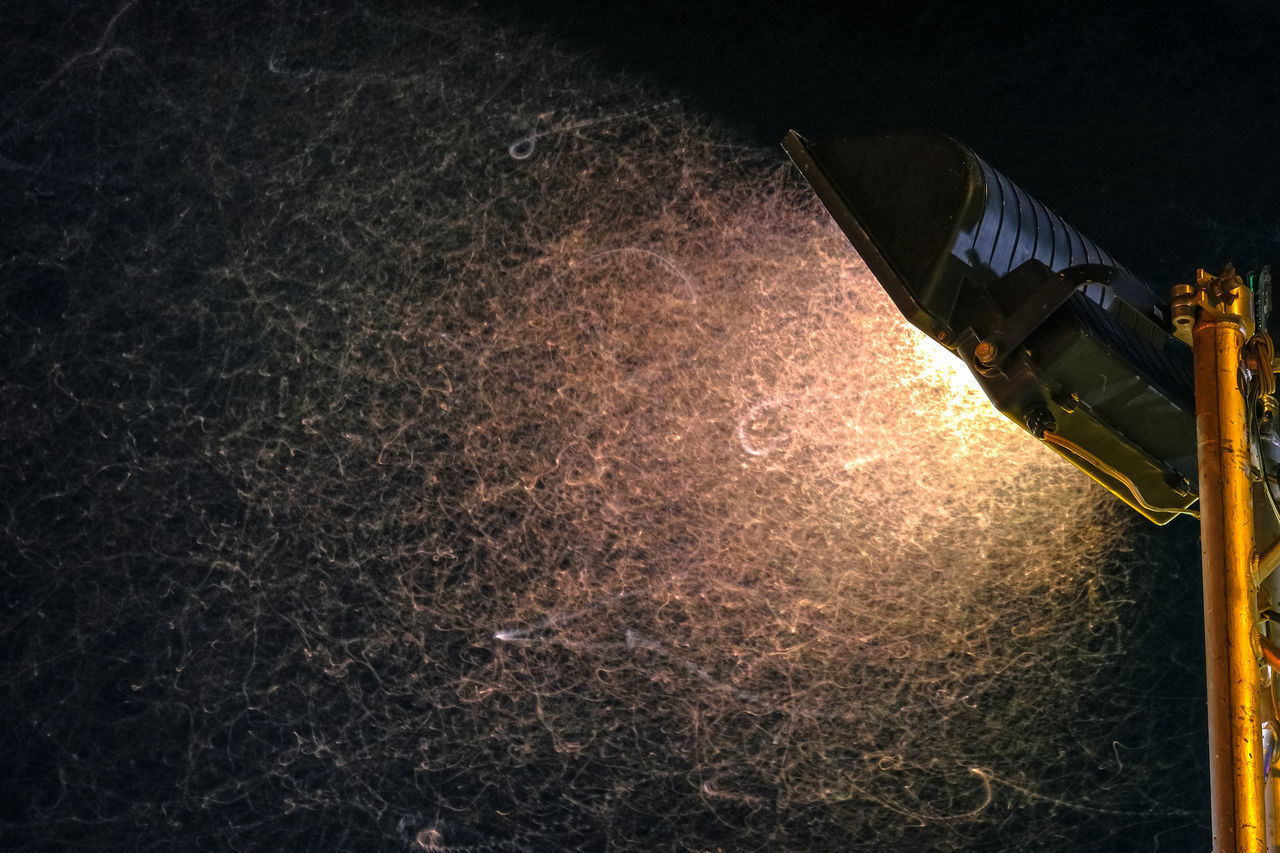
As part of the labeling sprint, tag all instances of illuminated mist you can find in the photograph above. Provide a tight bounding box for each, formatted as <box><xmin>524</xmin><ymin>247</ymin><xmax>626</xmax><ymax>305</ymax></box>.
<box><xmin>2</xmin><ymin>4</ymin><xmax>1206</xmax><ymax>850</ymax></box>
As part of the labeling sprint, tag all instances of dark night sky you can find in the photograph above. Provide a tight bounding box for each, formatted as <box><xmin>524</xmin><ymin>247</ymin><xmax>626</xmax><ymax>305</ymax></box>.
<box><xmin>4</xmin><ymin>1</ymin><xmax>1280</xmax><ymax>850</ymax></box>
<box><xmin>484</xmin><ymin>0</ymin><xmax>1280</xmax><ymax>285</ymax></box>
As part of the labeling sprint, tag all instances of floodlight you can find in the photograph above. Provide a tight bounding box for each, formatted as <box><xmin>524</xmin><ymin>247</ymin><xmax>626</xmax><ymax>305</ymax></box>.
<box><xmin>782</xmin><ymin>130</ymin><xmax>1202</xmax><ymax>523</ymax></box>
<box><xmin>783</xmin><ymin>129</ymin><xmax>1280</xmax><ymax>851</ymax></box>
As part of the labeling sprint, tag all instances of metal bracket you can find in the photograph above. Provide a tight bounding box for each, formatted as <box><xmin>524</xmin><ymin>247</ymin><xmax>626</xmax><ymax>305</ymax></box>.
<box><xmin>973</xmin><ymin>262</ymin><xmax>1120</xmax><ymax>370</ymax></box>
<box><xmin>1171</xmin><ymin>264</ymin><xmax>1255</xmax><ymax>346</ymax></box>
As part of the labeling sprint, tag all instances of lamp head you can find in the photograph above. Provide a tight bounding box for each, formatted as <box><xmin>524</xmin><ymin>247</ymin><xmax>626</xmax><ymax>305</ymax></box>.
<box><xmin>782</xmin><ymin>130</ymin><xmax>1197</xmax><ymax>523</ymax></box>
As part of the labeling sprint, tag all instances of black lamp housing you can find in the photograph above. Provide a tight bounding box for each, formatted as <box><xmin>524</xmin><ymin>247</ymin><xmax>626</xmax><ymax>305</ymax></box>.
<box><xmin>782</xmin><ymin>130</ymin><xmax>1199</xmax><ymax>523</ymax></box>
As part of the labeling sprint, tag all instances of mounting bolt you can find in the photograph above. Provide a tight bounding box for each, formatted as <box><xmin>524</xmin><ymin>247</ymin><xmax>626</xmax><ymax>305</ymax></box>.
<box><xmin>1025</xmin><ymin>406</ymin><xmax>1056</xmax><ymax>439</ymax></box>
<box><xmin>1170</xmin><ymin>282</ymin><xmax>1196</xmax><ymax>342</ymax></box>
<box><xmin>1164</xmin><ymin>468</ymin><xmax>1195</xmax><ymax>496</ymax></box>
<box><xmin>974</xmin><ymin>340</ymin><xmax>998</xmax><ymax>365</ymax></box>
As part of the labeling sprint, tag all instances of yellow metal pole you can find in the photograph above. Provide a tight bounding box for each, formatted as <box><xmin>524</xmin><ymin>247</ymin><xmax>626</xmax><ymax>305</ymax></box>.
<box><xmin>1190</xmin><ymin>268</ymin><xmax>1266</xmax><ymax>853</ymax></box>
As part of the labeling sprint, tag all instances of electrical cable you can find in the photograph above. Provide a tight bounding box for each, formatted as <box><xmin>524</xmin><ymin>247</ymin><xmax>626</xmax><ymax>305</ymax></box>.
<box><xmin>1039</xmin><ymin>430</ymin><xmax>1197</xmax><ymax>519</ymax></box>
<box><xmin>1262</xmin><ymin>631</ymin><xmax>1280</xmax><ymax>672</ymax></box>
<box><xmin>1245</xmin><ymin>334</ymin><xmax>1280</xmax><ymax>537</ymax></box>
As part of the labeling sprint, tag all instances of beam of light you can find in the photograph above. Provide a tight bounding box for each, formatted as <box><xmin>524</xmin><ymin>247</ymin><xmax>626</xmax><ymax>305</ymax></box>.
<box><xmin>453</xmin><ymin>126</ymin><xmax>1155</xmax><ymax>843</ymax></box>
